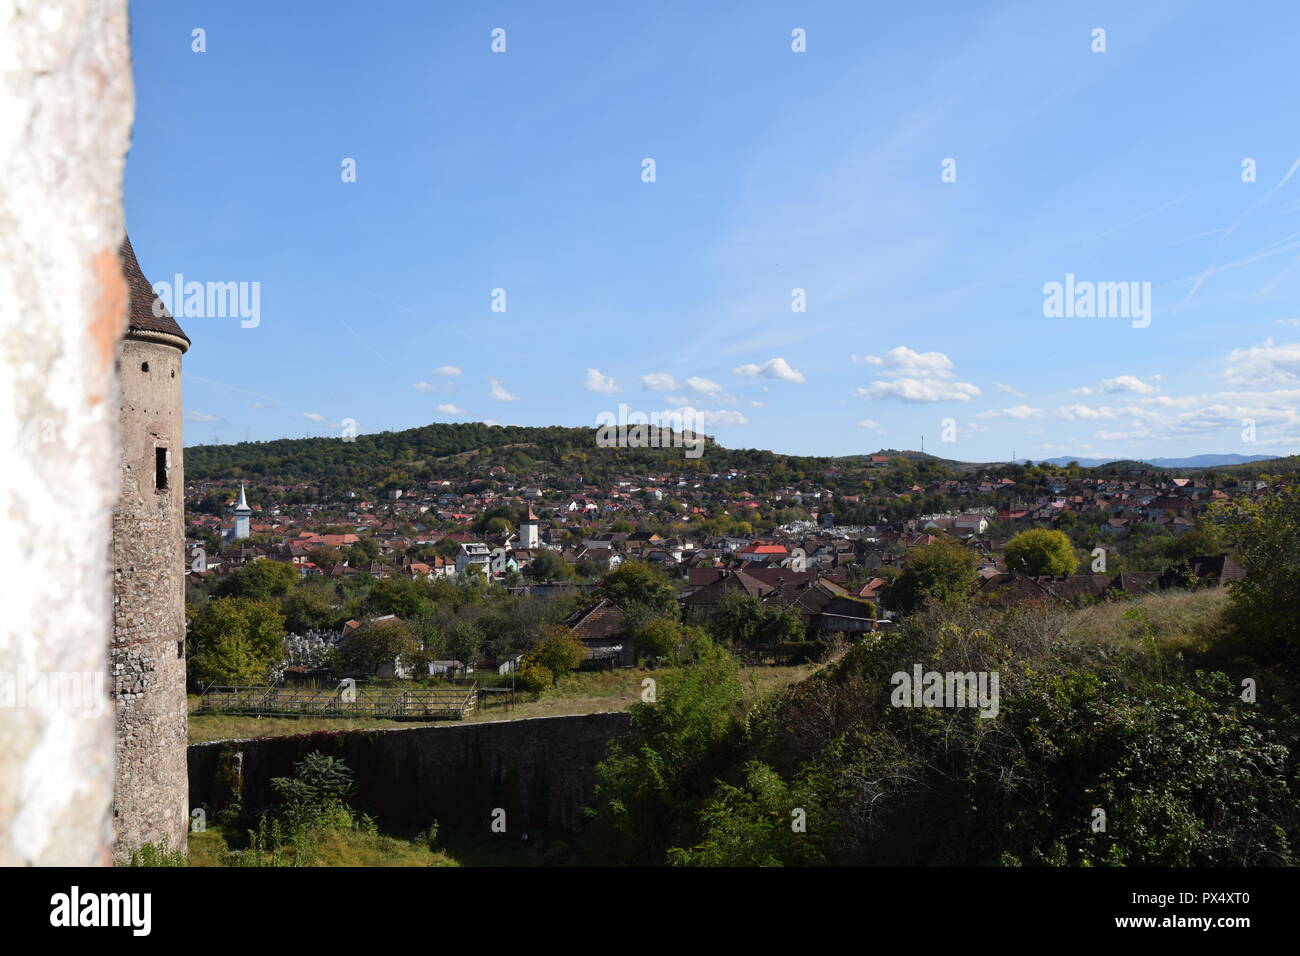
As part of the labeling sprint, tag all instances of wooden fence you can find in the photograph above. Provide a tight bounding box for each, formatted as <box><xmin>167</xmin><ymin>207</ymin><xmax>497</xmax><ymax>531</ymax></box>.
<box><xmin>198</xmin><ymin>683</ymin><xmax>478</xmax><ymax>720</ymax></box>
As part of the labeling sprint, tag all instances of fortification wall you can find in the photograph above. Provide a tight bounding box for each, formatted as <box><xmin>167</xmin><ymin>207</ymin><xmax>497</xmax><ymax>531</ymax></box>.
<box><xmin>188</xmin><ymin>712</ymin><xmax>631</xmax><ymax>833</ymax></box>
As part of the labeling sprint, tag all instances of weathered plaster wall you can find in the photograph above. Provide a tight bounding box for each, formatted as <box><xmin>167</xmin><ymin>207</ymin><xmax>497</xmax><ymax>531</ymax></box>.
<box><xmin>0</xmin><ymin>0</ymin><xmax>133</xmax><ymax>865</ymax></box>
<box><xmin>188</xmin><ymin>712</ymin><xmax>632</xmax><ymax>833</ymax></box>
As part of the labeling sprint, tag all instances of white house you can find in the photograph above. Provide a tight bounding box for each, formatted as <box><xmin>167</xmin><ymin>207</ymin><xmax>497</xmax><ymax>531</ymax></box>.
<box><xmin>455</xmin><ymin>541</ymin><xmax>492</xmax><ymax>576</ymax></box>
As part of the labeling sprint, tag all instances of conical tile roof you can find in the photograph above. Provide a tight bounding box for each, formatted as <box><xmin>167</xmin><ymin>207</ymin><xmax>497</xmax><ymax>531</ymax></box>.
<box><xmin>120</xmin><ymin>235</ymin><xmax>190</xmax><ymax>346</ymax></box>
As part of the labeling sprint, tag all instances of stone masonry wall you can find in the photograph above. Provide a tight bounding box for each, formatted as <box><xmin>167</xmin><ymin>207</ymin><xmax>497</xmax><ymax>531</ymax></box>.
<box><xmin>188</xmin><ymin>712</ymin><xmax>631</xmax><ymax>834</ymax></box>
<box><xmin>112</xmin><ymin>334</ymin><xmax>189</xmax><ymax>857</ymax></box>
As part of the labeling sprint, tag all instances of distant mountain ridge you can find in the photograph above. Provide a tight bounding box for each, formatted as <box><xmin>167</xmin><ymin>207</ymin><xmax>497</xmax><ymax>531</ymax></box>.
<box><xmin>1028</xmin><ymin>454</ymin><xmax>1279</xmax><ymax>469</ymax></box>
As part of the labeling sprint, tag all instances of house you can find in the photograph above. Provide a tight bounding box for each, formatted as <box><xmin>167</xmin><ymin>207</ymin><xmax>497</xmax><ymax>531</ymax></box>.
<box><xmin>736</xmin><ymin>542</ymin><xmax>790</xmax><ymax>564</ymax></box>
<box><xmin>455</xmin><ymin>541</ymin><xmax>492</xmax><ymax>576</ymax></box>
<box><xmin>954</xmin><ymin>514</ymin><xmax>989</xmax><ymax>535</ymax></box>
<box><xmin>1158</xmin><ymin>554</ymin><xmax>1246</xmax><ymax>589</ymax></box>
<box><xmin>566</xmin><ymin>599</ymin><xmax>633</xmax><ymax>667</ymax></box>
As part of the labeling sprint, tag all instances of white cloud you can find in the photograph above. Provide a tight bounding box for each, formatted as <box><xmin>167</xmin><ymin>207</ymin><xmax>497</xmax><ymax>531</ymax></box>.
<box><xmin>685</xmin><ymin>376</ymin><xmax>724</xmax><ymax>396</ymax></box>
<box><xmin>1056</xmin><ymin>404</ymin><xmax>1115</xmax><ymax>421</ymax></box>
<box><xmin>732</xmin><ymin>357</ymin><xmax>806</xmax><ymax>383</ymax></box>
<box><xmin>1052</xmin><ymin>404</ymin><xmax>1161</xmax><ymax>422</ymax></box>
<box><xmin>436</xmin><ymin>403</ymin><xmax>465</xmax><ymax>415</ymax></box>
<box><xmin>412</xmin><ymin>382</ymin><xmax>436</xmax><ymax>392</ymax></box>
<box><xmin>863</xmin><ymin>346</ymin><xmax>956</xmax><ymax>377</ymax></box>
<box><xmin>585</xmin><ymin>368</ymin><xmax>619</xmax><ymax>393</ymax></box>
<box><xmin>186</xmin><ymin>411</ymin><xmax>222</xmax><ymax>423</ymax></box>
<box><xmin>658</xmin><ymin>405</ymin><xmax>747</xmax><ymax>427</ymax></box>
<box><xmin>1225</xmin><ymin>339</ymin><xmax>1300</xmax><ymax>386</ymax></box>
<box><xmin>695</xmin><ymin>409</ymin><xmax>748</xmax><ymax>426</ymax></box>
<box><xmin>857</xmin><ymin>379</ymin><xmax>980</xmax><ymax>402</ymax></box>
<box><xmin>488</xmin><ymin>378</ymin><xmax>519</xmax><ymax>402</ymax></box>
<box><xmin>641</xmin><ymin>373</ymin><xmax>678</xmax><ymax>392</ymax></box>
<box><xmin>642</xmin><ymin>373</ymin><xmax>734</xmax><ymax>403</ymax></box>
<box><xmin>977</xmin><ymin>405</ymin><xmax>1043</xmax><ymax>419</ymax></box>
<box><xmin>434</xmin><ymin>365</ymin><xmax>462</xmax><ymax>377</ymax></box>
<box><xmin>857</xmin><ymin>419</ymin><xmax>886</xmax><ymax>434</ymax></box>
<box><xmin>994</xmin><ymin>383</ymin><xmax>1024</xmax><ymax>396</ymax></box>
<box><xmin>1073</xmin><ymin>374</ymin><xmax>1162</xmax><ymax>396</ymax></box>
<box><xmin>857</xmin><ymin>346</ymin><xmax>980</xmax><ymax>403</ymax></box>
<box><xmin>1055</xmin><ymin>373</ymin><xmax>1300</xmax><ymax>444</ymax></box>
<box><xmin>303</xmin><ymin>412</ymin><xmax>325</xmax><ymax>422</ymax></box>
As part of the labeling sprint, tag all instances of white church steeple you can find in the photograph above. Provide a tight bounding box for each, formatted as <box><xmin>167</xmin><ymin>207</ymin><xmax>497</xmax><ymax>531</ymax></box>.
<box><xmin>231</xmin><ymin>481</ymin><xmax>252</xmax><ymax>540</ymax></box>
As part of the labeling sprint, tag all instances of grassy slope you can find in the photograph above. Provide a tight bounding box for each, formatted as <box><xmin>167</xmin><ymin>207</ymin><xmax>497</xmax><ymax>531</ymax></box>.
<box><xmin>1061</xmin><ymin>587</ymin><xmax>1229</xmax><ymax>653</ymax></box>
<box><xmin>188</xmin><ymin>663</ymin><xmax>817</xmax><ymax>743</ymax></box>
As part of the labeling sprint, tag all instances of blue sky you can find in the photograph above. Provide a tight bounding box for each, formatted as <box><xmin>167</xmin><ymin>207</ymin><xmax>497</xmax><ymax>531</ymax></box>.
<box><xmin>126</xmin><ymin>0</ymin><xmax>1300</xmax><ymax>461</ymax></box>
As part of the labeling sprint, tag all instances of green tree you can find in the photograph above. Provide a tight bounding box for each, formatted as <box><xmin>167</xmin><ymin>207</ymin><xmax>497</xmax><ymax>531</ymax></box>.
<box><xmin>887</xmin><ymin>537</ymin><xmax>979</xmax><ymax>614</ymax></box>
<box><xmin>705</xmin><ymin>592</ymin><xmax>765</xmax><ymax>648</ymax></box>
<box><xmin>600</xmin><ymin>560</ymin><xmax>678</xmax><ymax>619</ymax></box>
<box><xmin>307</xmin><ymin>546</ymin><xmax>342</xmax><ymax>570</ymax></box>
<box><xmin>281</xmin><ymin>584</ymin><xmax>338</xmax><ymax>634</ymax></box>
<box><xmin>336</xmin><ymin>618</ymin><xmax>419</xmax><ymax>675</ymax></box>
<box><xmin>635</xmin><ymin>616</ymin><xmax>682</xmax><ymax>662</ymax></box>
<box><xmin>363</xmin><ymin>576</ymin><xmax>432</xmax><ymax>620</ymax></box>
<box><xmin>215</xmin><ymin>559</ymin><xmax>298</xmax><ymax>601</ymax></box>
<box><xmin>189</xmin><ymin>597</ymin><xmax>286</xmax><ymax>685</ymax></box>
<box><xmin>1004</xmin><ymin>528</ymin><xmax>1079</xmax><ymax>576</ymax></box>
<box><xmin>1209</xmin><ymin>483</ymin><xmax>1300</xmax><ymax>659</ymax></box>
<box><xmin>444</xmin><ymin>618</ymin><xmax>484</xmax><ymax>667</ymax></box>
<box><xmin>1164</xmin><ymin>519</ymin><xmax>1226</xmax><ymax>565</ymax></box>
<box><xmin>528</xmin><ymin>549</ymin><xmax>571</xmax><ymax>583</ymax></box>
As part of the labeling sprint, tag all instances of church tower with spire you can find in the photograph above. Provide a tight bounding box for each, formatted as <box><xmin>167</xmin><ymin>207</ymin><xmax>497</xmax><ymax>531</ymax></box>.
<box><xmin>111</xmin><ymin>236</ymin><xmax>190</xmax><ymax>858</ymax></box>
<box><xmin>231</xmin><ymin>481</ymin><xmax>252</xmax><ymax>541</ymax></box>
<box><xmin>520</xmin><ymin>505</ymin><xmax>540</xmax><ymax>549</ymax></box>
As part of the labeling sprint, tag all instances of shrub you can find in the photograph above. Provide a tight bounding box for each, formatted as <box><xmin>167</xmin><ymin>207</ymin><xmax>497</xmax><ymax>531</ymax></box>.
<box><xmin>530</xmin><ymin>624</ymin><xmax>586</xmax><ymax>678</ymax></box>
<box><xmin>125</xmin><ymin>838</ymin><xmax>187</xmax><ymax>867</ymax></box>
<box><xmin>774</xmin><ymin>640</ymin><xmax>823</xmax><ymax>664</ymax></box>
<box><xmin>270</xmin><ymin>751</ymin><xmax>358</xmax><ymax>835</ymax></box>
<box><xmin>517</xmin><ymin>658</ymin><xmax>554</xmax><ymax>692</ymax></box>
<box><xmin>587</xmin><ymin>642</ymin><xmax>744</xmax><ymax>863</ymax></box>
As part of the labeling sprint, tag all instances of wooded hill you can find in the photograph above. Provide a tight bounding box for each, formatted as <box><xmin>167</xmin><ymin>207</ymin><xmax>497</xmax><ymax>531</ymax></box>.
<box><xmin>184</xmin><ymin>421</ymin><xmax>1300</xmax><ymax>494</ymax></box>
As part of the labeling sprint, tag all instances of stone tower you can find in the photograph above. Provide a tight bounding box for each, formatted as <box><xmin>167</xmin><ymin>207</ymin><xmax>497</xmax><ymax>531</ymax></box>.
<box><xmin>111</xmin><ymin>236</ymin><xmax>191</xmax><ymax>858</ymax></box>
<box><xmin>520</xmin><ymin>505</ymin><xmax>539</xmax><ymax>549</ymax></box>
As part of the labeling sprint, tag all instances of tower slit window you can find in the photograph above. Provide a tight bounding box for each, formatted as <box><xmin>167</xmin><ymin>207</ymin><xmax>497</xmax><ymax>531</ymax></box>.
<box><xmin>155</xmin><ymin>446</ymin><xmax>168</xmax><ymax>491</ymax></box>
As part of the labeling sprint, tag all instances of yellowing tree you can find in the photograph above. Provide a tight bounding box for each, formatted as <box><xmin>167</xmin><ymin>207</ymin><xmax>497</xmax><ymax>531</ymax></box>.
<box><xmin>1004</xmin><ymin>528</ymin><xmax>1078</xmax><ymax>576</ymax></box>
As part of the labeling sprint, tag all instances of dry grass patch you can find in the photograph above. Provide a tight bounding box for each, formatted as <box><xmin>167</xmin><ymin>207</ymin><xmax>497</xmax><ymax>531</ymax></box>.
<box><xmin>1061</xmin><ymin>587</ymin><xmax>1230</xmax><ymax>655</ymax></box>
